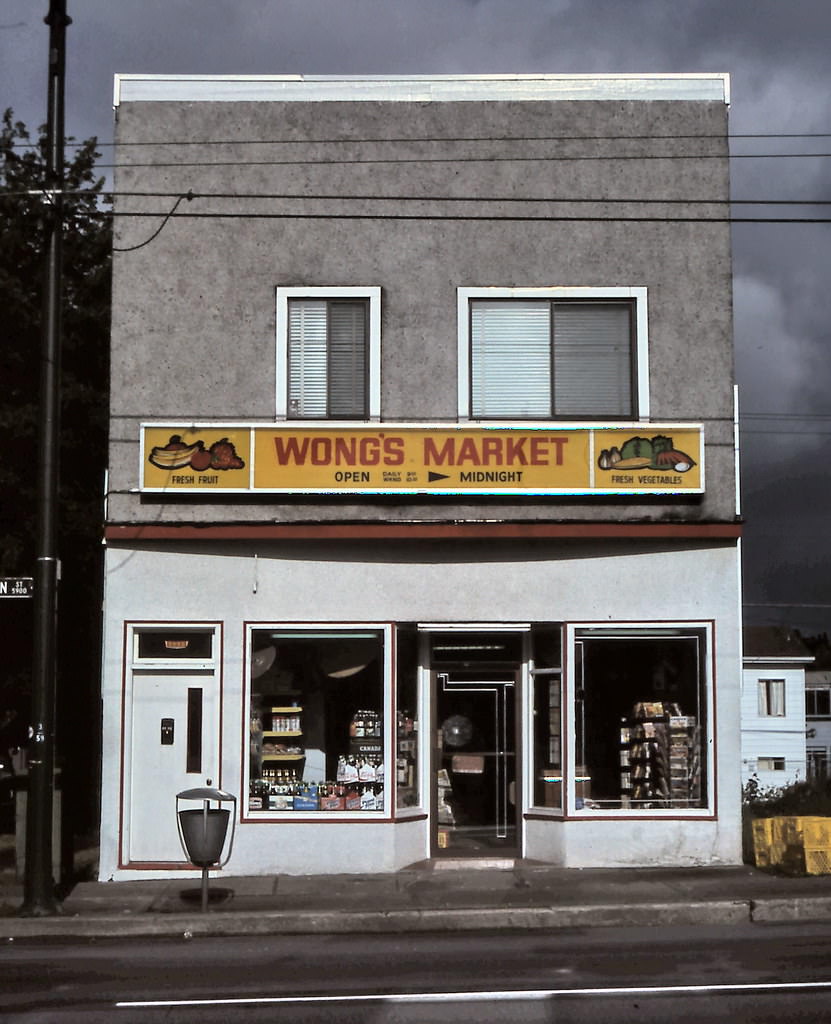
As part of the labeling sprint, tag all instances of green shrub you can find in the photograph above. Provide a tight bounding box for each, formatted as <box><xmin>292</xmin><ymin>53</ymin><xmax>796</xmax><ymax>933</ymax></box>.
<box><xmin>743</xmin><ymin>775</ymin><xmax>831</xmax><ymax>818</ymax></box>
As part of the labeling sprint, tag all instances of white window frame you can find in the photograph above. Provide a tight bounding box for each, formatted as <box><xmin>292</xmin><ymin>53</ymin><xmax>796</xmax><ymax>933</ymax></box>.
<box><xmin>757</xmin><ymin>756</ymin><xmax>786</xmax><ymax>772</ymax></box>
<box><xmin>243</xmin><ymin>621</ymin><xmax>393</xmax><ymax>820</ymax></box>
<box><xmin>276</xmin><ymin>287</ymin><xmax>381</xmax><ymax>420</ymax></box>
<box><xmin>456</xmin><ymin>286</ymin><xmax>650</xmax><ymax>421</ymax></box>
<box><xmin>130</xmin><ymin>623</ymin><xmax>219</xmax><ymax>671</ymax></box>
<box><xmin>807</xmin><ymin>747</ymin><xmax>829</xmax><ymax>780</ymax></box>
<box><xmin>758</xmin><ymin>678</ymin><xmax>786</xmax><ymax>717</ymax></box>
<box><xmin>806</xmin><ymin>686</ymin><xmax>831</xmax><ymax>718</ymax></box>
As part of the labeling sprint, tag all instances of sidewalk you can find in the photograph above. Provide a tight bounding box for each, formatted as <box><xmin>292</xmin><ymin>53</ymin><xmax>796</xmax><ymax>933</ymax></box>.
<box><xmin>4</xmin><ymin>856</ymin><xmax>831</xmax><ymax>939</ymax></box>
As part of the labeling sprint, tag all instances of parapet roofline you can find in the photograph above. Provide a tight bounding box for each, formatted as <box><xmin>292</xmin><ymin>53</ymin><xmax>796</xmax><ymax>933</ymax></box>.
<box><xmin>113</xmin><ymin>73</ymin><xmax>730</xmax><ymax>108</ymax></box>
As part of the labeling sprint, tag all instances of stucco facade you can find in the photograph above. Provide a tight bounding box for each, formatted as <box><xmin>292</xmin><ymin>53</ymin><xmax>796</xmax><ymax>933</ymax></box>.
<box><xmin>99</xmin><ymin>74</ymin><xmax>741</xmax><ymax>880</ymax></box>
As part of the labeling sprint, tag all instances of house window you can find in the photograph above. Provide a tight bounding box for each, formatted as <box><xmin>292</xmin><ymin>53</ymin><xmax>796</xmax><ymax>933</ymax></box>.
<box><xmin>806</xmin><ymin>687</ymin><xmax>831</xmax><ymax>718</ymax></box>
<box><xmin>808</xmin><ymin>748</ymin><xmax>829</xmax><ymax>780</ymax></box>
<box><xmin>571</xmin><ymin>625</ymin><xmax>708</xmax><ymax>813</ymax></box>
<box><xmin>246</xmin><ymin>626</ymin><xmax>389</xmax><ymax>816</ymax></box>
<box><xmin>757</xmin><ymin>756</ymin><xmax>786</xmax><ymax>772</ymax></box>
<box><xmin>758</xmin><ymin>679</ymin><xmax>786</xmax><ymax>717</ymax></box>
<box><xmin>457</xmin><ymin>287</ymin><xmax>649</xmax><ymax>420</ymax></box>
<box><xmin>276</xmin><ymin>287</ymin><xmax>381</xmax><ymax>419</ymax></box>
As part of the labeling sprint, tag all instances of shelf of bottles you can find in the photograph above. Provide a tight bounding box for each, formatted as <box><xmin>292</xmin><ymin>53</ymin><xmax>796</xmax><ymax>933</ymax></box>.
<box><xmin>249</xmin><ymin>708</ymin><xmax>385</xmax><ymax>812</ymax></box>
<box><xmin>261</xmin><ymin>706</ymin><xmax>305</xmax><ymax>763</ymax></box>
<box><xmin>619</xmin><ymin>701</ymin><xmax>701</xmax><ymax>808</ymax></box>
<box><xmin>396</xmin><ymin>709</ymin><xmax>418</xmax><ymax>808</ymax></box>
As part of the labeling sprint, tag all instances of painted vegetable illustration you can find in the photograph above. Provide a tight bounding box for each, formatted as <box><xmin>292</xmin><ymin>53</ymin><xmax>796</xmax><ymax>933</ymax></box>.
<box><xmin>597</xmin><ymin>434</ymin><xmax>695</xmax><ymax>473</ymax></box>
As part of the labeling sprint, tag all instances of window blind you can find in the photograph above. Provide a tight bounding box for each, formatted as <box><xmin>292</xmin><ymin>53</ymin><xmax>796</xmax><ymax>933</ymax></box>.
<box><xmin>553</xmin><ymin>303</ymin><xmax>632</xmax><ymax>418</ymax></box>
<box><xmin>470</xmin><ymin>299</ymin><xmax>634</xmax><ymax>418</ymax></box>
<box><xmin>288</xmin><ymin>299</ymin><xmax>367</xmax><ymax>418</ymax></box>
<box><xmin>288</xmin><ymin>300</ymin><xmax>328</xmax><ymax>417</ymax></box>
<box><xmin>328</xmin><ymin>301</ymin><xmax>367</xmax><ymax>417</ymax></box>
<box><xmin>471</xmin><ymin>301</ymin><xmax>551</xmax><ymax>417</ymax></box>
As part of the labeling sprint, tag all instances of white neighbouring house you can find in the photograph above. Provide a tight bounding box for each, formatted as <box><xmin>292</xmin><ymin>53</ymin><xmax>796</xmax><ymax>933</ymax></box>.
<box><xmin>741</xmin><ymin>626</ymin><xmax>813</xmax><ymax>790</ymax></box>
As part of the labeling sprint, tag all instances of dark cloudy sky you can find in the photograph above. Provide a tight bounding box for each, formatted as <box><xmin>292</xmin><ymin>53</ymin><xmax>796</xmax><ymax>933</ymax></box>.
<box><xmin>3</xmin><ymin>0</ymin><xmax>830</xmax><ymax>633</ymax></box>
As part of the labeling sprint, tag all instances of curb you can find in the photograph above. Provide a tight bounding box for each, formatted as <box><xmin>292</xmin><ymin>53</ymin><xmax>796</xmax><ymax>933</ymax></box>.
<box><xmin>750</xmin><ymin>895</ymin><xmax>831</xmax><ymax>923</ymax></box>
<box><xmin>1</xmin><ymin>900</ymin><xmax>753</xmax><ymax>940</ymax></box>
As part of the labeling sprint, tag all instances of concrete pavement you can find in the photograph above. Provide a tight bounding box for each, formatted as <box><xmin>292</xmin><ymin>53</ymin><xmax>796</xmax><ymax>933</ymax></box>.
<box><xmin>4</xmin><ymin>858</ymin><xmax>831</xmax><ymax>939</ymax></box>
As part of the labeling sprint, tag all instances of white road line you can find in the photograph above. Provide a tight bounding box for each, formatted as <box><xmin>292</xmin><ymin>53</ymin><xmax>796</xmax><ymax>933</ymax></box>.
<box><xmin>117</xmin><ymin>980</ymin><xmax>831</xmax><ymax>1008</ymax></box>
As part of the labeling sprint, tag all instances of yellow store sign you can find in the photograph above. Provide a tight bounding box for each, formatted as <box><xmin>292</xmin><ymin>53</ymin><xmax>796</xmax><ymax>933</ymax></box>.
<box><xmin>141</xmin><ymin>424</ymin><xmax>703</xmax><ymax>495</ymax></box>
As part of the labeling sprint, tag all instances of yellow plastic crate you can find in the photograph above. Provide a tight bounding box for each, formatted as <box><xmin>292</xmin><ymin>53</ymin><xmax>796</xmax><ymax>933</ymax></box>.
<box><xmin>772</xmin><ymin>816</ymin><xmax>803</xmax><ymax>845</ymax></box>
<box><xmin>801</xmin><ymin>817</ymin><xmax>831</xmax><ymax>848</ymax></box>
<box><xmin>767</xmin><ymin>840</ymin><xmax>788</xmax><ymax>867</ymax></box>
<box><xmin>752</xmin><ymin>818</ymin><xmax>775</xmax><ymax>866</ymax></box>
<box><xmin>804</xmin><ymin>846</ymin><xmax>831</xmax><ymax>876</ymax></box>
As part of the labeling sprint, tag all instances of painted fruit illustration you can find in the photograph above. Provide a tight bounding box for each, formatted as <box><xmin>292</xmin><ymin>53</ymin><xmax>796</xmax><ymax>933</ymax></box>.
<box><xmin>189</xmin><ymin>446</ymin><xmax>213</xmax><ymax>471</ymax></box>
<box><xmin>148</xmin><ymin>433</ymin><xmax>245</xmax><ymax>472</ymax></box>
<box><xmin>208</xmin><ymin>438</ymin><xmax>245</xmax><ymax>470</ymax></box>
<box><xmin>148</xmin><ymin>435</ymin><xmax>205</xmax><ymax>469</ymax></box>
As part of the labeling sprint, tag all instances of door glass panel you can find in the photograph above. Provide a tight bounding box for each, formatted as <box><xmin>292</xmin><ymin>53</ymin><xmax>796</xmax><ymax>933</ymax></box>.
<box><xmin>435</xmin><ymin>667</ymin><xmax>517</xmax><ymax>856</ymax></box>
<box><xmin>186</xmin><ymin>687</ymin><xmax>203</xmax><ymax>773</ymax></box>
<box><xmin>531</xmin><ymin>626</ymin><xmax>562</xmax><ymax>809</ymax></box>
<box><xmin>396</xmin><ymin>625</ymin><xmax>420</xmax><ymax>810</ymax></box>
<box><xmin>136</xmin><ymin>630</ymin><xmax>213</xmax><ymax>660</ymax></box>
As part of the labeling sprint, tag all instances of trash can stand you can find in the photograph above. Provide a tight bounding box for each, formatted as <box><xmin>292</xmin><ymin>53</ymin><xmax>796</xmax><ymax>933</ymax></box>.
<box><xmin>176</xmin><ymin>785</ymin><xmax>237</xmax><ymax>911</ymax></box>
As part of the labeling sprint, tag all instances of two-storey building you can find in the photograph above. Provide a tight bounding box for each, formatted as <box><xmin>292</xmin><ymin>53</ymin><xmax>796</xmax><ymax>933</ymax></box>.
<box><xmin>99</xmin><ymin>73</ymin><xmax>742</xmax><ymax>879</ymax></box>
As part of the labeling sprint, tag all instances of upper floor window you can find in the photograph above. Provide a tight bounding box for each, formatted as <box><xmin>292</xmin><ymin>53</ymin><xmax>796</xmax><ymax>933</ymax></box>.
<box><xmin>276</xmin><ymin>287</ymin><xmax>381</xmax><ymax>420</ymax></box>
<box><xmin>758</xmin><ymin>678</ymin><xmax>786</xmax><ymax>717</ymax></box>
<box><xmin>807</xmin><ymin>686</ymin><xmax>831</xmax><ymax>718</ymax></box>
<box><xmin>457</xmin><ymin>287</ymin><xmax>649</xmax><ymax>420</ymax></box>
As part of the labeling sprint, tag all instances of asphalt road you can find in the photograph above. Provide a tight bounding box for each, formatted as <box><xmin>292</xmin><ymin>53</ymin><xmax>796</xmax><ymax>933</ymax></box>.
<box><xmin>5</xmin><ymin>922</ymin><xmax>831</xmax><ymax>1022</ymax></box>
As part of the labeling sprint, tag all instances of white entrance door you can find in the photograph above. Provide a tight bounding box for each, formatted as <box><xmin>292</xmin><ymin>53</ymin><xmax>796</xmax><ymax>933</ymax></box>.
<box><xmin>125</xmin><ymin>669</ymin><xmax>220</xmax><ymax>864</ymax></box>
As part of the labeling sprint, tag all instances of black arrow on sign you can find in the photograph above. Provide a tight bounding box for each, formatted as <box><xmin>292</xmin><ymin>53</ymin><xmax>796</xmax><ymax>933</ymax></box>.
<box><xmin>428</xmin><ymin>471</ymin><xmax>452</xmax><ymax>483</ymax></box>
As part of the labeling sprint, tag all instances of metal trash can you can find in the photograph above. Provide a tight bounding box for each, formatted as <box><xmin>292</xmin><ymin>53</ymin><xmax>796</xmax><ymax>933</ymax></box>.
<box><xmin>176</xmin><ymin>784</ymin><xmax>236</xmax><ymax>911</ymax></box>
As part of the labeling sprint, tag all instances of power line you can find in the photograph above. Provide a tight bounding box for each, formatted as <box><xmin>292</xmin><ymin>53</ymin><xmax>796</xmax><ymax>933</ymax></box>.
<box><xmin>91</xmin><ymin>151</ymin><xmax>831</xmax><ymax>170</ymax></box>
<box><xmin>11</xmin><ymin>130</ymin><xmax>831</xmax><ymax>150</ymax></box>
<box><xmin>741</xmin><ymin>429</ymin><xmax>831</xmax><ymax>436</ymax></box>
<box><xmin>24</xmin><ymin>189</ymin><xmax>831</xmax><ymax>205</ymax></box>
<box><xmin>5</xmin><ymin>188</ymin><xmax>831</xmax><ymax>206</ymax></box>
<box><xmin>103</xmin><ymin>209</ymin><xmax>831</xmax><ymax>223</ymax></box>
<box><xmin>742</xmin><ymin>413</ymin><xmax>831</xmax><ymax>420</ymax></box>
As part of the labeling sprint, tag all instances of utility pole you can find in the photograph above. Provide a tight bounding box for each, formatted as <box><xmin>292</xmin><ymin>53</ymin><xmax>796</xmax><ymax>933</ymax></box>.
<box><xmin>21</xmin><ymin>0</ymin><xmax>71</xmax><ymax>917</ymax></box>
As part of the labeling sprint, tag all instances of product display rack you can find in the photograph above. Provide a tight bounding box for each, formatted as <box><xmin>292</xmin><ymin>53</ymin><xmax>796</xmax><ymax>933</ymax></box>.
<box><xmin>250</xmin><ymin>705</ymin><xmax>386</xmax><ymax>812</ymax></box>
<box><xmin>260</xmin><ymin>705</ymin><xmax>305</xmax><ymax>781</ymax></box>
<box><xmin>619</xmin><ymin>701</ymin><xmax>701</xmax><ymax>808</ymax></box>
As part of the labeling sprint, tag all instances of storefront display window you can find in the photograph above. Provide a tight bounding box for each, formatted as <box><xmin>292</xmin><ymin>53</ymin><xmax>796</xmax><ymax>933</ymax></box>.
<box><xmin>573</xmin><ymin>626</ymin><xmax>709</xmax><ymax>812</ymax></box>
<box><xmin>247</xmin><ymin>627</ymin><xmax>387</xmax><ymax>815</ymax></box>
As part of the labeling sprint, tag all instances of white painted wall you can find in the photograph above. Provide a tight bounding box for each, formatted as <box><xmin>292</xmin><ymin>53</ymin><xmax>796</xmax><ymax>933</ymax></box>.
<box><xmin>99</xmin><ymin>538</ymin><xmax>742</xmax><ymax>879</ymax></box>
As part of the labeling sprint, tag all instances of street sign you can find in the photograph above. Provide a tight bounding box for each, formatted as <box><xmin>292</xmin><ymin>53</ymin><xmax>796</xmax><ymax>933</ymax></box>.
<box><xmin>0</xmin><ymin>577</ymin><xmax>34</xmax><ymax>598</ymax></box>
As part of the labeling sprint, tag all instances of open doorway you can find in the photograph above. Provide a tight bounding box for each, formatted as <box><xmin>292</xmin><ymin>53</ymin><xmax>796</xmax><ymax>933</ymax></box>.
<box><xmin>429</xmin><ymin>631</ymin><xmax>522</xmax><ymax>858</ymax></box>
